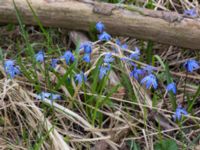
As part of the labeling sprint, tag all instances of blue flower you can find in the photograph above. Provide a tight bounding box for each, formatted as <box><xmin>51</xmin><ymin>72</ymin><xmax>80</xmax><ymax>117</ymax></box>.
<box><xmin>4</xmin><ymin>60</ymin><xmax>15</xmax><ymax>68</ymax></box>
<box><xmin>36</xmin><ymin>92</ymin><xmax>61</xmax><ymax>100</ymax></box>
<box><xmin>35</xmin><ymin>50</ymin><xmax>45</xmax><ymax>62</ymax></box>
<box><xmin>99</xmin><ymin>65</ymin><xmax>111</xmax><ymax>80</ymax></box>
<box><xmin>141</xmin><ymin>74</ymin><xmax>158</xmax><ymax>89</ymax></box>
<box><xmin>173</xmin><ymin>105</ymin><xmax>188</xmax><ymax>121</ymax></box>
<box><xmin>61</xmin><ymin>51</ymin><xmax>75</xmax><ymax>65</ymax></box>
<box><xmin>96</xmin><ymin>22</ymin><xmax>105</xmax><ymax>33</ymax></box>
<box><xmin>83</xmin><ymin>54</ymin><xmax>91</xmax><ymax>63</ymax></box>
<box><xmin>116</xmin><ymin>39</ymin><xmax>128</xmax><ymax>49</ymax></box>
<box><xmin>104</xmin><ymin>53</ymin><xmax>114</xmax><ymax>63</ymax></box>
<box><xmin>4</xmin><ymin>60</ymin><xmax>20</xmax><ymax>79</ymax></box>
<box><xmin>116</xmin><ymin>39</ymin><xmax>121</xmax><ymax>46</ymax></box>
<box><xmin>98</xmin><ymin>32</ymin><xmax>111</xmax><ymax>41</ymax></box>
<box><xmin>143</xmin><ymin>65</ymin><xmax>156</xmax><ymax>74</ymax></box>
<box><xmin>80</xmin><ymin>42</ymin><xmax>92</xmax><ymax>54</ymax></box>
<box><xmin>75</xmin><ymin>72</ymin><xmax>87</xmax><ymax>84</ymax></box>
<box><xmin>51</xmin><ymin>58</ymin><xmax>58</xmax><ymax>68</ymax></box>
<box><xmin>184</xmin><ymin>8</ymin><xmax>197</xmax><ymax>17</ymax></box>
<box><xmin>120</xmin><ymin>57</ymin><xmax>128</xmax><ymax>62</ymax></box>
<box><xmin>130</xmin><ymin>68</ymin><xmax>144</xmax><ymax>81</ymax></box>
<box><xmin>121</xmin><ymin>44</ymin><xmax>128</xmax><ymax>49</ymax></box>
<box><xmin>183</xmin><ymin>59</ymin><xmax>199</xmax><ymax>72</ymax></box>
<box><xmin>166</xmin><ymin>82</ymin><xmax>176</xmax><ymax>94</ymax></box>
<box><xmin>129</xmin><ymin>47</ymin><xmax>140</xmax><ymax>60</ymax></box>
<box><xmin>6</xmin><ymin>66</ymin><xmax>20</xmax><ymax>79</ymax></box>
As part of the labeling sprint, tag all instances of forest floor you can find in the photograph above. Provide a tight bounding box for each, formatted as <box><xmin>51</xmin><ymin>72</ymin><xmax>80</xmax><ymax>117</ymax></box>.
<box><xmin>0</xmin><ymin>0</ymin><xmax>200</xmax><ymax>150</ymax></box>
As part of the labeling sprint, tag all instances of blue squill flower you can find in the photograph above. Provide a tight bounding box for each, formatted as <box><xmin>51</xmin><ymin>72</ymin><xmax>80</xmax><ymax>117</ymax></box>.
<box><xmin>51</xmin><ymin>58</ymin><xmax>58</xmax><ymax>68</ymax></box>
<box><xmin>99</xmin><ymin>64</ymin><xmax>111</xmax><ymax>80</ymax></box>
<box><xmin>98</xmin><ymin>32</ymin><xmax>111</xmax><ymax>41</ymax></box>
<box><xmin>4</xmin><ymin>60</ymin><xmax>15</xmax><ymax>68</ymax></box>
<box><xmin>141</xmin><ymin>74</ymin><xmax>158</xmax><ymax>89</ymax></box>
<box><xmin>143</xmin><ymin>65</ymin><xmax>156</xmax><ymax>74</ymax></box>
<box><xmin>83</xmin><ymin>54</ymin><xmax>91</xmax><ymax>63</ymax></box>
<box><xmin>4</xmin><ymin>60</ymin><xmax>20</xmax><ymax>79</ymax></box>
<box><xmin>61</xmin><ymin>51</ymin><xmax>75</xmax><ymax>65</ymax></box>
<box><xmin>130</xmin><ymin>68</ymin><xmax>144</xmax><ymax>81</ymax></box>
<box><xmin>184</xmin><ymin>8</ymin><xmax>197</xmax><ymax>17</ymax></box>
<box><xmin>173</xmin><ymin>105</ymin><xmax>188</xmax><ymax>121</ymax></box>
<box><xmin>116</xmin><ymin>39</ymin><xmax>128</xmax><ymax>49</ymax></box>
<box><xmin>75</xmin><ymin>72</ymin><xmax>87</xmax><ymax>84</ymax></box>
<box><xmin>36</xmin><ymin>92</ymin><xmax>61</xmax><ymax>100</ymax></box>
<box><xmin>96</xmin><ymin>22</ymin><xmax>105</xmax><ymax>33</ymax></box>
<box><xmin>80</xmin><ymin>42</ymin><xmax>92</xmax><ymax>54</ymax></box>
<box><xmin>183</xmin><ymin>59</ymin><xmax>199</xmax><ymax>72</ymax></box>
<box><xmin>120</xmin><ymin>57</ymin><xmax>128</xmax><ymax>61</ymax></box>
<box><xmin>104</xmin><ymin>53</ymin><xmax>114</xmax><ymax>63</ymax></box>
<box><xmin>116</xmin><ymin>39</ymin><xmax>121</xmax><ymax>46</ymax></box>
<box><xmin>121</xmin><ymin>44</ymin><xmax>128</xmax><ymax>49</ymax></box>
<box><xmin>35</xmin><ymin>50</ymin><xmax>45</xmax><ymax>62</ymax></box>
<box><xmin>166</xmin><ymin>82</ymin><xmax>176</xmax><ymax>94</ymax></box>
<box><xmin>129</xmin><ymin>47</ymin><xmax>140</xmax><ymax>60</ymax></box>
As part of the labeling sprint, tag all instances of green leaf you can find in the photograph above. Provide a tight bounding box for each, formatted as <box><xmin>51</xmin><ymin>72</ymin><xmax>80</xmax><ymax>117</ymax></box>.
<box><xmin>154</xmin><ymin>139</ymin><xmax>178</xmax><ymax>150</ymax></box>
<box><xmin>0</xmin><ymin>48</ymin><xmax>3</xmax><ymax>61</ymax></box>
<box><xmin>127</xmin><ymin>140</ymin><xmax>141</xmax><ymax>150</ymax></box>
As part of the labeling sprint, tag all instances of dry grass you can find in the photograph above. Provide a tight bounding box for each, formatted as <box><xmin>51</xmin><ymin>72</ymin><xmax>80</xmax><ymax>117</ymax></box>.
<box><xmin>0</xmin><ymin>0</ymin><xmax>200</xmax><ymax>150</ymax></box>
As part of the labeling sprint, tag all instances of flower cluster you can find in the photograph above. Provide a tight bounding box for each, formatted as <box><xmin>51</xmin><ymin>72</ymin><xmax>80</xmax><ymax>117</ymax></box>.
<box><xmin>3</xmin><ymin>21</ymin><xmax>199</xmax><ymax>124</ymax></box>
<box><xmin>81</xmin><ymin>42</ymin><xmax>92</xmax><ymax>63</ymax></box>
<box><xmin>128</xmin><ymin>53</ymin><xmax>199</xmax><ymax>93</ymax></box>
<box><xmin>99</xmin><ymin>53</ymin><xmax>114</xmax><ymax>80</ymax></box>
<box><xmin>173</xmin><ymin>105</ymin><xmax>188</xmax><ymax>121</ymax></box>
<box><xmin>96</xmin><ymin>22</ymin><xmax>111</xmax><ymax>41</ymax></box>
<box><xmin>61</xmin><ymin>50</ymin><xmax>75</xmax><ymax>65</ymax></box>
<box><xmin>4</xmin><ymin>60</ymin><xmax>20</xmax><ymax>79</ymax></box>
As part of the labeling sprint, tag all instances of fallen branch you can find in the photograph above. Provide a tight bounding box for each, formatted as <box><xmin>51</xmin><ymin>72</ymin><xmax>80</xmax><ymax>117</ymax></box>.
<box><xmin>0</xmin><ymin>0</ymin><xmax>200</xmax><ymax>49</ymax></box>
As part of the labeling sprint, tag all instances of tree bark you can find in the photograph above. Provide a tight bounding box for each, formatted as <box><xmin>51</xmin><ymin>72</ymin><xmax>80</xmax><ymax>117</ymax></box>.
<box><xmin>0</xmin><ymin>0</ymin><xmax>200</xmax><ymax>49</ymax></box>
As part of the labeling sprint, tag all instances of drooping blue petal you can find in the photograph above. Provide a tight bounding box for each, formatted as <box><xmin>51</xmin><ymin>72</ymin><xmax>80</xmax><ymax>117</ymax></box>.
<box><xmin>116</xmin><ymin>39</ymin><xmax>128</xmax><ymax>49</ymax></box>
<box><xmin>51</xmin><ymin>58</ymin><xmax>58</xmax><ymax>68</ymax></box>
<box><xmin>121</xmin><ymin>44</ymin><xmax>128</xmax><ymax>49</ymax></box>
<box><xmin>130</xmin><ymin>68</ymin><xmax>144</xmax><ymax>81</ymax></box>
<box><xmin>99</xmin><ymin>64</ymin><xmax>111</xmax><ymax>80</ymax></box>
<box><xmin>83</xmin><ymin>54</ymin><xmax>91</xmax><ymax>63</ymax></box>
<box><xmin>129</xmin><ymin>47</ymin><xmax>140</xmax><ymax>60</ymax></box>
<box><xmin>4</xmin><ymin>60</ymin><xmax>20</xmax><ymax>79</ymax></box>
<box><xmin>61</xmin><ymin>51</ymin><xmax>75</xmax><ymax>65</ymax></box>
<box><xmin>96</xmin><ymin>22</ymin><xmax>105</xmax><ymax>33</ymax></box>
<box><xmin>75</xmin><ymin>72</ymin><xmax>87</xmax><ymax>84</ymax></box>
<box><xmin>166</xmin><ymin>82</ymin><xmax>176</xmax><ymax>94</ymax></box>
<box><xmin>104</xmin><ymin>53</ymin><xmax>114</xmax><ymax>63</ymax></box>
<box><xmin>129</xmin><ymin>53</ymin><xmax>139</xmax><ymax>60</ymax></box>
<box><xmin>116</xmin><ymin>39</ymin><xmax>121</xmax><ymax>46</ymax></box>
<box><xmin>35</xmin><ymin>50</ymin><xmax>45</xmax><ymax>62</ymax></box>
<box><xmin>4</xmin><ymin>60</ymin><xmax>15</xmax><ymax>68</ymax></box>
<box><xmin>183</xmin><ymin>59</ymin><xmax>199</xmax><ymax>72</ymax></box>
<box><xmin>141</xmin><ymin>74</ymin><xmax>158</xmax><ymax>89</ymax></box>
<box><xmin>51</xmin><ymin>94</ymin><xmax>61</xmax><ymax>100</ymax></box>
<box><xmin>173</xmin><ymin>105</ymin><xmax>188</xmax><ymax>121</ymax></box>
<box><xmin>9</xmin><ymin>66</ymin><xmax>20</xmax><ymax>79</ymax></box>
<box><xmin>143</xmin><ymin>65</ymin><xmax>156</xmax><ymax>74</ymax></box>
<box><xmin>80</xmin><ymin>42</ymin><xmax>92</xmax><ymax>54</ymax></box>
<box><xmin>36</xmin><ymin>92</ymin><xmax>61</xmax><ymax>101</ymax></box>
<box><xmin>184</xmin><ymin>8</ymin><xmax>197</xmax><ymax>17</ymax></box>
<box><xmin>98</xmin><ymin>32</ymin><xmax>111</xmax><ymax>41</ymax></box>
